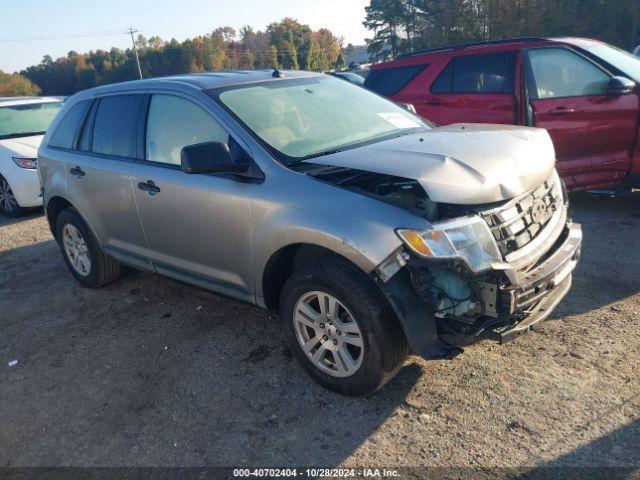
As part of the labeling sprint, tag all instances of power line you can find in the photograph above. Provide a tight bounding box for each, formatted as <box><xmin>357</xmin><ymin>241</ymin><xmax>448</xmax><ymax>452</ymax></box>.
<box><xmin>0</xmin><ymin>30</ymin><xmax>127</xmax><ymax>42</ymax></box>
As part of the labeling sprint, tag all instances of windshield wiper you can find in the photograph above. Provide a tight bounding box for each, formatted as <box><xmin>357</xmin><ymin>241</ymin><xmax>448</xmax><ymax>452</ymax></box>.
<box><xmin>288</xmin><ymin>148</ymin><xmax>343</xmax><ymax>165</ymax></box>
<box><xmin>0</xmin><ymin>131</ymin><xmax>45</xmax><ymax>140</ymax></box>
<box><xmin>286</xmin><ymin>127</ymin><xmax>429</xmax><ymax>167</ymax></box>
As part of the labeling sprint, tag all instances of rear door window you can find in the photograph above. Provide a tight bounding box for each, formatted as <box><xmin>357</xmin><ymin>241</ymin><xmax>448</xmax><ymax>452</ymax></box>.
<box><xmin>364</xmin><ymin>65</ymin><xmax>426</xmax><ymax>95</ymax></box>
<box><xmin>91</xmin><ymin>95</ymin><xmax>143</xmax><ymax>158</ymax></box>
<box><xmin>431</xmin><ymin>52</ymin><xmax>516</xmax><ymax>94</ymax></box>
<box><xmin>49</xmin><ymin>101</ymin><xmax>90</xmax><ymax>149</ymax></box>
<box><xmin>77</xmin><ymin>101</ymin><xmax>98</xmax><ymax>152</ymax></box>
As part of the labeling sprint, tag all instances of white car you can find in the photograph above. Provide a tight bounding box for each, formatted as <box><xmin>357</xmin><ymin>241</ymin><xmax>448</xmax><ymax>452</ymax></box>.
<box><xmin>0</xmin><ymin>96</ymin><xmax>64</xmax><ymax>216</ymax></box>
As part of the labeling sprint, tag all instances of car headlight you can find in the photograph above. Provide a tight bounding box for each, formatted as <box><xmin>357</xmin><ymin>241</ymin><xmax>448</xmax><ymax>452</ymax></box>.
<box><xmin>397</xmin><ymin>215</ymin><xmax>502</xmax><ymax>272</ymax></box>
<box><xmin>12</xmin><ymin>157</ymin><xmax>38</xmax><ymax>169</ymax></box>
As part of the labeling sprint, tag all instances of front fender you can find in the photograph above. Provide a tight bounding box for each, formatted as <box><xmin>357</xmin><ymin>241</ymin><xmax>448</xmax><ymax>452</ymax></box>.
<box><xmin>252</xmin><ymin>203</ymin><xmax>404</xmax><ymax>305</ymax></box>
<box><xmin>374</xmin><ymin>267</ymin><xmax>461</xmax><ymax>359</ymax></box>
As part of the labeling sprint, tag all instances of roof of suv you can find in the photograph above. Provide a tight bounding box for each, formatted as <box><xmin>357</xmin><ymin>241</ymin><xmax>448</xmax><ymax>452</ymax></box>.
<box><xmin>396</xmin><ymin>37</ymin><xmax>551</xmax><ymax>59</ymax></box>
<box><xmin>374</xmin><ymin>37</ymin><xmax>601</xmax><ymax>68</ymax></box>
<box><xmin>74</xmin><ymin>70</ymin><xmax>322</xmax><ymax>97</ymax></box>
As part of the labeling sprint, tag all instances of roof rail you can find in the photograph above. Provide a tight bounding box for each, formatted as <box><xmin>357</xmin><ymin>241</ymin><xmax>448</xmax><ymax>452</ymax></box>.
<box><xmin>396</xmin><ymin>37</ymin><xmax>548</xmax><ymax>59</ymax></box>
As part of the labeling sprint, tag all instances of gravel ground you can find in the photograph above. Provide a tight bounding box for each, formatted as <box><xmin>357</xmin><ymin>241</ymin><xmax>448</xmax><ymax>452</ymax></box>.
<box><xmin>0</xmin><ymin>192</ymin><xmax>639</xmax><ymax>471</ymax></box>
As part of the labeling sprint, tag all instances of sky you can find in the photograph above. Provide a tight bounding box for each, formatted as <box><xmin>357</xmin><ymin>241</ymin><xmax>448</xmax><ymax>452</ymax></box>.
<box><xmin>0</xmin><ymin>0</ymin><xmax>370</xmax><ymax>73</ymax></box>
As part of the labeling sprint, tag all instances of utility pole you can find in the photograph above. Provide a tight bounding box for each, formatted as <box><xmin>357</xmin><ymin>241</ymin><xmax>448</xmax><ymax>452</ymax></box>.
<box><xmin>128</xmin><ymin>27</ymin><xmax>143</xmax><ymax>80</ymax></box>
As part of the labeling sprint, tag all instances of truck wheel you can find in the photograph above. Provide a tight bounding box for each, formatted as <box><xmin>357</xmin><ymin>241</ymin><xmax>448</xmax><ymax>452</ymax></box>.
<box><xmin>55</xmin><ymin>208</ymin><xmax>121</xmax><ymax>288</ymax></box>
<box><xmin>279</xmin><ymin>258</ymin><xmax>407</xmax><ymax>396</ymax></box>
<box><xmin>0</xmin><ymin>175</ymin><xmax>27</xmax><ymax>217</ymax></box>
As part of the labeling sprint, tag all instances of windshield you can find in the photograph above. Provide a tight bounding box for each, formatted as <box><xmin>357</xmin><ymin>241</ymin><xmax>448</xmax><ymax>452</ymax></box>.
<box><xmin>579</xmin><ymin>41</ymin><xmax>640</xmax><ymax>82</ymax></box>
<box><xmin>337</xmin><ymin>72</ymin><xmax>365</xmax><ymax>85</ymax></box>
<box><xmin>217</xmin><ymin>76</ymin><xmax>429</xmax><ymax>163</ymax></box>
<box><xmin>0</xmin><ymin>101</ymin><xmax>63</xmax><ymax>139</ymax></box>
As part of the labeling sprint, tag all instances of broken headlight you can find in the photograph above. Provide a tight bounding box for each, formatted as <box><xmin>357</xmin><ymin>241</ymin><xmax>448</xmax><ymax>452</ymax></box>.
<box><xmin>397</xmin><ymin>215</ymin><xmax>502</xmax><ymax>273</ymax></box>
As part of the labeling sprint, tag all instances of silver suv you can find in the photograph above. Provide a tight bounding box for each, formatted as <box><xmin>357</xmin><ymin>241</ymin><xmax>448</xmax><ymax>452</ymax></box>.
<box><xmin>39</xmin><ymin>71</ymin><xmax>582</xmax><ymax>395</ymax></box>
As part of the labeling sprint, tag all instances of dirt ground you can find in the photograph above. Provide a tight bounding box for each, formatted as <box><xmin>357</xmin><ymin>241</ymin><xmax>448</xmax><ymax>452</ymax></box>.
<box><xmin>0</xmin><ymin>192</ymin><xmax>639</xmax><ymax>472</ymax></box>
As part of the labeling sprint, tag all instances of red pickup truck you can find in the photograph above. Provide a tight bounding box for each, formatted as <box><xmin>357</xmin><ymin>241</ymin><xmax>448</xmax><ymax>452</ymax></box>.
<box><xmin>366</xmin><ymin>37</ymin><xmax>640</xmax><ymax>192</ymax></box>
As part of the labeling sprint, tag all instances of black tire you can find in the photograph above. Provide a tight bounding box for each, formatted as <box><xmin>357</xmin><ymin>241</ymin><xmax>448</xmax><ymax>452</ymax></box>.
<box><xmin>55</xmin><ymin>208</ymin><xmax>121</xmax><ymax>288</ymax></box>
<box><xmin>279</xmin><ymin>257</ymin><xmax>407</xmax><ymax>396</ymax></box>
<box><xmin>0</xmin><ymin>175</ymin><xmax>28</xmax><ymax>217</ymax></box>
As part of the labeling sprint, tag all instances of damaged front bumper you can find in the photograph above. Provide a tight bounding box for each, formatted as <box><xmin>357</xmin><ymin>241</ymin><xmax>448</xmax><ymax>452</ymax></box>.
<box><xmin>374</xmin><ymin>221</ymin><xmax>582</xmax><ymax>359</ymax></box>
<box><xmin>488</xmin><ymin>222</ymin><xmax>581</xmax><ymax>342</ymax></box>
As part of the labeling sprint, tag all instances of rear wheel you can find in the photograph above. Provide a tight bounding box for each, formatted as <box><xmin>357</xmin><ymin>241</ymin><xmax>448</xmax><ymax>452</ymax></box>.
<box><xmin>56</xmin><ymin>208</ymin><xmax>121</xmax><ymax>287</ymax></box>
<box><xmin>279</xmin><ymin>258</ymin><xmax>407</xmax><ymax>396</ymax></box>
<box><xmin>0</xmin><ymin>175</ymin><xmax>27</xmax><ymax>217</ymax></box>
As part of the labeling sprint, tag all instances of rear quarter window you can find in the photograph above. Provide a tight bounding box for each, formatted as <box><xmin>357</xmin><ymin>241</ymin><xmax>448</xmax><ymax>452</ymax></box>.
<box><xmin>364</xmin><ymin>65</ymin><xmax>427</xmax><ymax>95</ymax></box>
<box><xmin>49</xmin><ymin>101</ymin><xmax>90</xmax><ymax>149</ymax></box>
<box><xmin>91</xmin><ymin>95</ymin><xmax>143</xmax><ymax>158</ymax></box>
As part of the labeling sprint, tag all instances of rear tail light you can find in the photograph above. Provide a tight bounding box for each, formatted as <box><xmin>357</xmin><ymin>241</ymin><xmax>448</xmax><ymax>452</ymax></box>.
<box><xmin>12</xmin><ymin>157</ymin><xmax>38</xmax><ymax>169</ymax></box>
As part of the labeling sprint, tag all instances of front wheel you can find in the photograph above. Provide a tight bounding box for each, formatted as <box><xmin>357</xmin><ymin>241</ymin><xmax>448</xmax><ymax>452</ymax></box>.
<box><xmin>279</xmin><ymin>258</ymin><xmax>407</xmax><ymax>396</ymax></box>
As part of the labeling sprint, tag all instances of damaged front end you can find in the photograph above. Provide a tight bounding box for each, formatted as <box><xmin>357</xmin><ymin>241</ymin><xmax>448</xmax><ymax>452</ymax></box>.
<box><xmin>295</xmin><ymin>126</ymin><xmax>579</xmax><ymax>358</ymax></box>
<box><xmin>373</xmin><ymin>171</ymin><xmax>582</xmax><ymax>357</ymax></box>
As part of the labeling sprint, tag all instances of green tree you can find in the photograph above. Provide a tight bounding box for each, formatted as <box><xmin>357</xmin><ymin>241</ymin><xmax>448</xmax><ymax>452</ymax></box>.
<box><xmin>267</xmin><ymin>18</ymin><xmax>312</xmax><ymax>69</ymax></box>
<box><xmin>0</xmin><ymin>70</ymin><xmax>41</xmax><ymax>96</ymax></box>
<box><xmin>269</xmin><ymin>45</ymin><xmax>279</xmax><ymax>69</ymax></box>
<box><xmin>363</xmin><ymin>0</ymin><xmax>407</xmax><ymax>59</ymax></box>
<box><xmin>363</xmin><ymin>0</ymin><xmax>639</xmax><ymax>60</ymax></box>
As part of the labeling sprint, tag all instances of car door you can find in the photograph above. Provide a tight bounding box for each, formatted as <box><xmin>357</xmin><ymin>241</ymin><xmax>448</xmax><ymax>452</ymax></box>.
<box><xmin>131</xmin><ymin>92</ymin><xmax>256</xmax><ymax>302</ymax></box>
<box><xmin>61</xmin><ymin>94</ymin><xmax>151</xmax><ymax>269</ymax></box>
<box><xmin>418</xmin><ymin>52</ymin><xmax>517</xmax><ymax>125</ymax></box>
<box><xmin>523</xmin><ymin>47</ymin><xmax>639</xmax><ymax>190</ymax></box>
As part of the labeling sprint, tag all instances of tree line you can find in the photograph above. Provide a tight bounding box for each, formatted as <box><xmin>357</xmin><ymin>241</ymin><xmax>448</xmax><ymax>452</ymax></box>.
<box><xmin>364</xmin><ymin>0</ymin><xmax>639</xmax><ymax>59</ymax></box>
<box><xmin>11</xmin><ymin>18</ymin><xmax>345</xmax><ymax>96</ymax></box>
<box><xmin>2</xmin><ymin>3</ymin><xmax>639</xmax><ymax>97</ymax></box>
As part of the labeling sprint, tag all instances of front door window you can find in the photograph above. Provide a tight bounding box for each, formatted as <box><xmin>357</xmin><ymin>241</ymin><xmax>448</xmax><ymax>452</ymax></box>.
<box><xmin>527</xmin><ymin>48</ymin><xmax>610</xmax><ymax>99</ymax></box>
<box><xmin>145</xmin><ymin>94</ymin><xmax>229</xmax><ymax>165</ymax></box>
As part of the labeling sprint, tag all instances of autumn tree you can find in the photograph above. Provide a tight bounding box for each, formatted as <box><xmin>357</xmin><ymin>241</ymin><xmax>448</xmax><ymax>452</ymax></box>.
<box><xmin>20</xmin><ymin>18</ymin><xmax>345</xmax><ymax>95</ymax></box>
<box><xmin>0</xmin><ymin>70</ymin><xmax>41</xmax><ymax>96</ymax></box>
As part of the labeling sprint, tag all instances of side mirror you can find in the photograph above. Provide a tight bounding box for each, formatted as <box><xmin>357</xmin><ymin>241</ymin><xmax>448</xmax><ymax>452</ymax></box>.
<box><xmin>181</xmin><ymin>141</ymin><xmax>249</xmax><ymax>175</ymax></box>
<box><xmin>607</xmin><ymin>76</ymin><xmax>635</xmax><ymax>96</ymax></box>
<box><xmin>399</xmin><ymin>103</ymin><xmax>417</xmax><ymax>114</ymax></box>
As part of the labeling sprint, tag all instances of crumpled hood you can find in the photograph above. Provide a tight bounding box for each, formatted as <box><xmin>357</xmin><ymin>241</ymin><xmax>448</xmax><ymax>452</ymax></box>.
<box><xmin>307</xmin><ymin>124</ymin><xmax>556</xmax><ymax>204</ymax></box>
<box><xmin>0</xmin><ymin>135</ymin><xmax>43</xmax><ymax>157</ymax></box>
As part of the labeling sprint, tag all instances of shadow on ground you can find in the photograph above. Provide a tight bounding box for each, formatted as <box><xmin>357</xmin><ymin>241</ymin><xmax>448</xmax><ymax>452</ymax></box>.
<box><xmin>0</xmin><ymin>208</ymin><xmax>43</xmax><ymax>228</ymax></box>
<box><xmin>520</xmin><ymin>418</ymin><xmax>640</xmax><ymax>479</ymax></box>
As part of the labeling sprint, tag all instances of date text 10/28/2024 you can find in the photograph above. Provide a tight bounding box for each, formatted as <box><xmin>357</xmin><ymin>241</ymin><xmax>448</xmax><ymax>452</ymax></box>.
<box><xmin>233</xmin><ymin>468</ymin><xmax>400</xmax><ymax>478</ymax></box>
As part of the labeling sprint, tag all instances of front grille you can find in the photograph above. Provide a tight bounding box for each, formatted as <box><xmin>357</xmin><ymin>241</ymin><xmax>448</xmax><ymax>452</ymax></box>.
<box><xmin>481</xmin><ymin>176</ymin><xmax>562</xmax><ymax>258</ymax></box>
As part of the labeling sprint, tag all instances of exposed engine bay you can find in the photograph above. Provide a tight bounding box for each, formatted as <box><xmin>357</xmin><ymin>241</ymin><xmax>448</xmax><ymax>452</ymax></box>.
<box><xmin>299</xmin><ymin>163</ymin><xmax>441</xmax><ymax>221</ymax></box>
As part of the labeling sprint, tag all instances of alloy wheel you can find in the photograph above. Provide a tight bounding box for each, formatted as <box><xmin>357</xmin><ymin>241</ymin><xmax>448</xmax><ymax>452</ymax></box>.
<box><xmin>0</xmin><ymin>177</ymin><xmax>18</xmax><ymax>213</ymax></box>
<box><xmin>62</xmin><ymin>224</ymin><xmax>92</xmax><ymax>276</ymax></box>
<box><xmin>293</xmin><ymin>290</ymin><xmax>364</xmax><ymax>377</ymax></box>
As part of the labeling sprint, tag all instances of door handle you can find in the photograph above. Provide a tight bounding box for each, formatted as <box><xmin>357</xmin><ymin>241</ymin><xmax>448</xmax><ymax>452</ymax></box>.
<box><xmin>137</xmin><ymin>180</ymin><xmax>161</xmax><ymax>195</ymax></box>
<box><xmin>426</xmin><ymin>98</ymin><xmax>443</xmax><ymax>106</ymax></box>
<box><xmin>550</xmin><ymin>107</ymin><xmax>576</xmax><ymax>115</ymax></box>
<box><xmin>69</xmin><ymin>166</ymin><xmax>85</xmax><ymax>178</ymax></box>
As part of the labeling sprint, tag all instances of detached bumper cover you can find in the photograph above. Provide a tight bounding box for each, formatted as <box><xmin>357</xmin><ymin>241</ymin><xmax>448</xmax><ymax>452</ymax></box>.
<box><xmin>494</xmin><ymin>222</ymin><xmax>582</xmax><ymax>342</ymax></box>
